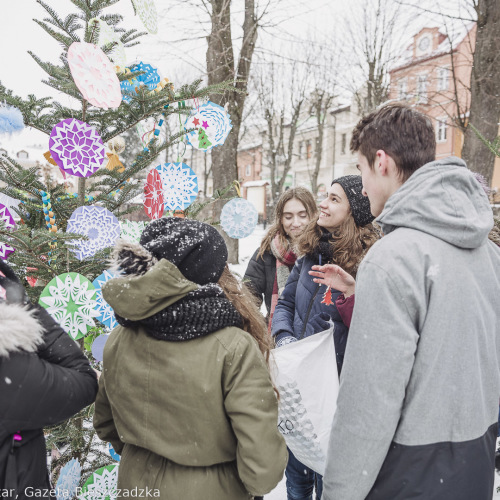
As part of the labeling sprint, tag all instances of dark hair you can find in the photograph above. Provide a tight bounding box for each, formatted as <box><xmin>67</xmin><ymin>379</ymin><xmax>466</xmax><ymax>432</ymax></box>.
<box><xmin>350</xmin><ymin>103</ymin><xmax>436</xmax><ymax>181</ymax></box>
<box><xmin>257</xmin><ymin>187</ymin><xmax>318</xmax><ymax>259</ymax></box>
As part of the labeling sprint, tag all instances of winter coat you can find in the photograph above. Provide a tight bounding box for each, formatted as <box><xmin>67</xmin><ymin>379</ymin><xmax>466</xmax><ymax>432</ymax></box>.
<box><xmin>323</xmin><ymin>157</ymin><xmax>500</xmax><ymax>500</ymax></box>
<box><xmin>243</xmin><ymin>249</ymin><xmax>276</xmax><ymax>316</ymax></box>
<box><xmin>94</xmin><ymin>259</ymin><xmax>287</xmax><ymax>500</ymax></box>
<box><xmin>271</xmin><ymin>254</ymin><xmax>349</xmax><ymax>373</ymax></box>
<box><xmin>0</xmin><ymin>303</ymin><xmax>98</xmax><ymax>500</ymax></box>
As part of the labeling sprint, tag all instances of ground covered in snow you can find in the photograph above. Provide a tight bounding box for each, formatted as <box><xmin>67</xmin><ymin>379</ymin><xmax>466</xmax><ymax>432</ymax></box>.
<box><xmin>235</xmin><ymin>225</ymin><xmax>500</xmax><ymax>499</ymax></box>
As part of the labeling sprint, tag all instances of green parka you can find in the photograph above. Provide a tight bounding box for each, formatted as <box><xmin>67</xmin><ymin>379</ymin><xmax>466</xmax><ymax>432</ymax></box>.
<box><xmin>93</xmin><ymin>259</ymin><xmax>287</xmax><ymax>499</ymax></box>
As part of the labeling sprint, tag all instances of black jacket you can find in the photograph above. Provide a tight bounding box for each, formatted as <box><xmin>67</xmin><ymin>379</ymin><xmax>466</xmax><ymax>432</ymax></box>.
<box><xmin>243</xmin><ymin>249</ymin><xmax>276</xmax><ymax>317</ymax></box>
<box><xmin>0</xmin><ymin>303</ymin><xmax>98</xmax><ymax>499</ymax></box>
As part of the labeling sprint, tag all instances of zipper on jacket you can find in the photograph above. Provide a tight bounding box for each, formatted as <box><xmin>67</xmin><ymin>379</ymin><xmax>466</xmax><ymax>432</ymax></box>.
<box><xmin>299</xmin><ymin>286</ymin><xmax>321</xmax><ymax>340</ymax></box>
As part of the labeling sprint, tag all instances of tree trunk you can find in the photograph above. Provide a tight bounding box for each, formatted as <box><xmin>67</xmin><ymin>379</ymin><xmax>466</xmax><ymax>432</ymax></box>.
<box><xmin>207</xmin><ymin>0</ymin><xmax>258</xmax><ymax>263</ymax></box>
<box><xmin>461</xmin><ymin>0</ymin><xmax>500</xmax><ymax>184</ymax></box>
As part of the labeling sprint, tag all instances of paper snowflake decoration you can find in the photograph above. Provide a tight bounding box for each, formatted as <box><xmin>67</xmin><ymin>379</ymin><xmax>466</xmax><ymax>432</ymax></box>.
<box><xmin>67</xmin><ymin>206</ymin><xmax>120</xmax><ymax>260</ymax></box>
<box><xmin>184</xmin><ymin>101</ymin><xmax>232</xmax><ymax>151</ymax></box>
<box><xmin>108</xmin><ymin>443</ymin><xmax>121</xmax><ymax>462</ymax></box>
<box><xmin>68</xmin><ymin>42</ymin><xmax>121</xmax><ymax>109</ymax></box>
<box><xmin>89</xmin><ymin>18</ymin><xmax>126</xmax><ymax>71</ymax></box>
<box><xmin>49</xmin><ymin>119</ymin><xmax>106</xmax><ymax>178</ymax></box>
<box><xmin>154</xmin><ymin>163</ymin><xmax>198</xmax><ymax>211</ymax></box>
<box><xmin>220</xmin><ymin>198</ymin><xmax>258</xmax><ymax>239</ymax></box>
<box><xmin>144</xmin><ymin>168</ymin><xmax>165</xmax><ymax>219</ymax></box>
<box><xmin>39</xmin><ymin>273</ymin><xmax>97</xmax><ymax>340</ymax></box>
<box><xmin>120</xmin><ymin>220</ymin><xmax>148</xmax><ymax>243</ymax></box>
<box><xmin>0</xmin><ymin>202</ymin><xmax>16</xmax><ymax>260</ymax></box>
<box><xmin>91</xmin><ymin>333</ymin><xmax>109</xmax><ymax>362</ymax></box>
<box><xmin>120</xmin><ymin>62</ymin><xmax>160</xmax><ymax>103</ymax></box>
<box><xmin>78</xmin><ymin>464</ymin><xmax>119</xmax><ymax>500</ymax></box>
<box><xmin>131</xmin><ymin>0</ymin><xmax>158</xmax><ymax>34</ymax></box>
<box><xmin>56</xmin><ymin>458</ymin><xmax>81</xmax><ymax>500</ymax></box>
<box><xmin>93</xmin><ymin>270</ymin><xmax>119</xmax><ymax>330</ymax></box>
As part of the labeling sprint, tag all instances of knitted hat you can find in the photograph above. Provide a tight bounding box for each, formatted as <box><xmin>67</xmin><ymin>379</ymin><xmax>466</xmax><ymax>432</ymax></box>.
<box><xmin>331</xmin><ymin>175</ymin><xmax>374</xmax><ymax>227</ymax></box>
<box><xmin>139</xmin><ymin>217</ymin><xmax>228</xmax><ymax>285</ymax></box>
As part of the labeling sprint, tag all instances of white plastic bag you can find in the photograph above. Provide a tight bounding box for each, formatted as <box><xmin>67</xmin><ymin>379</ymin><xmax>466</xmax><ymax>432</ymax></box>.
<box><xmin>270</xmin><ymin>327</ymin><xmax>339</xmax><ymax>475</ymax></box>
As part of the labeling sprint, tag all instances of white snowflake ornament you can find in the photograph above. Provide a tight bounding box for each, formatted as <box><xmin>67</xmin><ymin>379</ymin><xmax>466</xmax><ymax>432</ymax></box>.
<box><xmin>154</xmin><ymin>162</ymin><xmax>198</xmax><ymax>211</ymax></box>
<box><xmin>39</xmin><ymin>273</ymin><xmax>98</xmax><ymax>340</ymax></box>
<box><xmin>56</xmin><ymin>458</ymin><xmax>81</xmax><ymax>500</ymax></box>
<box><xmin>131</xmin><ymin>0</ymin><xmax>158</xmax><ymax>34</ymax></box>
<box><xmin>119</xmin><ymin>220</ymin><xmax>148</xmax><ymax>244</ymax></box>
<box><xmin>220</xmin><ymin>198</ymin><xmax>258</xmax><ymax>239</ymax></box>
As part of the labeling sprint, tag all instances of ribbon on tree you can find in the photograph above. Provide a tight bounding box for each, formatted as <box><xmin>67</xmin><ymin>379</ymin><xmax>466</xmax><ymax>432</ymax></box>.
<box><xmin>39</xmin><ymin>190</ymin><xmax>58</xmax><ymax>260</ymax></box>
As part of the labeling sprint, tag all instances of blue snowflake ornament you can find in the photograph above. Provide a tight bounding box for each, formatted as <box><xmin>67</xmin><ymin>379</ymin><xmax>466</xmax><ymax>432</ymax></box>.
<box><xmin>220</xmin><ymin>198</ymin><xmax>258</xmax><ymax>239</ymax></box>
<box><xmin>92</xmin><ymin>270</ymin><xmax>119</xmax><ymax>330</ymax></box>
<box><xmin>0</xmin><ymin>105</ymin><xmax>24</xmax><ymax>135</ymax></box>
<box><xmin>184</xmin><ymin>101</ymin><xmax>232</xmax><ymax>151</ymax></box>
<box><xmin>67</xmin><ymin>206</ymin><xmax>120</xmax><ymax>260</ymax></box>
<box><xmin>56</xmin><ymin>458</ymin><xmax>81</xmax><ymax>500</ymax></box>
<box><xmin>108</xmin><ymin>443</ymin><xmax>121</xmax><ymax>462</ymax></box>
<box><xmin>154</xmin><ymin>162</ymin><xmax>198</xmax><ymax>211</ymax></box>
<box><xmin>120</xmin><ymin>61</ymin><xmax>160</xmax><ymax>102</ymax></box>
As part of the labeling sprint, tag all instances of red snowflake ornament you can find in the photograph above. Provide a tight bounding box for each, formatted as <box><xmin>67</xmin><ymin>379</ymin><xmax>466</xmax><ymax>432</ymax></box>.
<box><xmin>144</xmin><ymin>168</ymin><xmax>165</xmax><ymax>220</ymax></box>
<box><xmin>321</xmin><ymin>286</ymin><xmax>333</xmax><ymax>306</ymax></box>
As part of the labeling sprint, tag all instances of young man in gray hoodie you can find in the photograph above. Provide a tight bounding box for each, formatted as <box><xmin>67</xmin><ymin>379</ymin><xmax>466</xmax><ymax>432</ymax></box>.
<box><xmin>322</xmin><ymin>103</ymin><xmax>500</xmax><ymax>500</ymax></box>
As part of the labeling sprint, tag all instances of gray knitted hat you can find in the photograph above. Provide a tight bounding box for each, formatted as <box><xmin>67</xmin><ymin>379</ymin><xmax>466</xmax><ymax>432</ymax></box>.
<box><xmin>331</xmin><ymin>175</ymin><xmax>374</xmax><ymax>227</ymax></box>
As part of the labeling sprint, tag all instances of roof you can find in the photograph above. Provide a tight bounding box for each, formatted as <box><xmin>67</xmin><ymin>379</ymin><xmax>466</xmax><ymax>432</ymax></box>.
<box><xmin>243</xmin><ymin>180</ymin><xmax>268</xmax><ymax>187</ymax></box>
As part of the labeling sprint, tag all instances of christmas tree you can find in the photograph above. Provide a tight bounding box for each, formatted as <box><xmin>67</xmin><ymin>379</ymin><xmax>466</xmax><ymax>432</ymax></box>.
<box><xmin>0</xmin><ymin>0</ymin><xmax>235</xmax><ymax>484</ymax></box>
<box><xmin>197</xmin><ymin>126</ymin><xmax>212</xmax><ymax>150</ymax></box>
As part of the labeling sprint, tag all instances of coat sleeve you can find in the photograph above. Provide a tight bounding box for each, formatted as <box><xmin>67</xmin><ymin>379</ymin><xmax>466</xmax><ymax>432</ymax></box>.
<box><xmin>242</xmin><ymin>249</ymin><xmax>266</xmax><ymax>307</ymax></box>
<box><xmin>270</xmin><ymin>257</ymin><xmax>302</xmax><ymax>339</ymax></box>
<box><xmin>335</xmin><ymin>293</ymin><xmax>355</xmax><ymax>328</ymax></box>
<box><xmin>93</xmin><ymin>371</ymin><xmax>123</xmax><ymax>454</ymax></box>
<box><xmin>322</xmin><ymin>261</ymin><xmax>419</xmax><ymax>500</ymax></box>
<box><xmin>223</xmin><ymin>334</ymin><xmax>287</xmax><ymax>496</ymax></box>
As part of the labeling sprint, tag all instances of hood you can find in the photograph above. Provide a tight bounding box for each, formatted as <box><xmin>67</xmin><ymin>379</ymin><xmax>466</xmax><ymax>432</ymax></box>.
<box><xmin>0</xmin><ymin>303</ymin><xmax>44</xmax><ymax>357</ymax></box>
<box><xmin>377</xmin><ymin>157</ymin><xmax>493</xmax><ymax>249</ymax></box>
<box><xmin>102</xmin><ymin>258</ymin><xmax>198</xmax><ymax>322</ymax></box>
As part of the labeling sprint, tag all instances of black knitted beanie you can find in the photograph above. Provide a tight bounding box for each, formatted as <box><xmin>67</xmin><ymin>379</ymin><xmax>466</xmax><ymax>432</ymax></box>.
<box><xmin>331</xmin><ymin>175</ymin><xmax>374</xmax><ymax>227</ymax></box>
<box><xmin>139</xmin><ymin>217</ymin><xmax>228</xmax><ymax>285</ymax></box>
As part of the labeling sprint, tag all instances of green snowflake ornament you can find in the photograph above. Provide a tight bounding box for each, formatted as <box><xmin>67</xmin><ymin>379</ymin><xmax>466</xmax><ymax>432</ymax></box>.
<box><xmin>79</xmin><ymin>464</ymin><xmax>119</xmax><ymax>500</ymax></box>
<box><xmin>39</xmin><ymin>273</ymin><xmax>97</xmax><ymax>340</ymax></box>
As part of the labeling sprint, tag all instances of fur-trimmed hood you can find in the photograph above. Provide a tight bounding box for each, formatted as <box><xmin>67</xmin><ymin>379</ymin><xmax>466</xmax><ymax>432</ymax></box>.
<box><xmin>108</xmin><ymin>239</ymin><xmax>158</xmax><ymax>277</ymax></box>
<box><xmin>0</xmin><ymin>302</ymin><xmax>44</xmax><ymax>357</ymax></box>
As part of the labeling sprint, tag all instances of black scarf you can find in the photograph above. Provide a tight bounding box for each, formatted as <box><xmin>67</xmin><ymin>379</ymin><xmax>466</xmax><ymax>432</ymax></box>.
<box><xmin>115</xmin><ymin>283</ymin><xmax>243</xmax><ymax>341</ymax></box>
<box><xmin>309</xmin><ymin>228</ymin><xmax>335</xmax><ymax>264</ymax></box>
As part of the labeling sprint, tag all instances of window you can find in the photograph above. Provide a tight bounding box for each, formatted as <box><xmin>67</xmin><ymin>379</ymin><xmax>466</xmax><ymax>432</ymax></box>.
<box><xmin>341</xmin><ymin>134</ymin><xmax>347</xmax><ymax>155</ymax></box>
<box><xmin>245</xmin><ymin>164</ymin><xmax>252</xmax><ymax>176</ymax></box>
<box><xmin>306</xmin><ymin>140</ymin><xmax>312</xmax><ymax>159</ymax></box>
<box><xmin>298</xmin><ymin>141</ymin><xmax>305</xmax><ymax>159</ymax></box>
<box><xmin>397</xmin><ymin>78</ymin><xmax>408</xmax><ymax>100</ymax></box>
<box><xmin>437</xmin><ymin>67</ymin><xmax>449</xmax><ymax>91</ymax></box>
<box><xmin>436</xmin><ymin>117</ymin><xmax>447</xmax><ymax>142</ymax></box>
<box><xmin>16</xmin><ymin>150</ymin><xmax>28</xmax><ymax>159</ymax></box>
<box><xmin>416</xmin><ymin>74</ymin><xmax>428</xmax><ymax>103</ymax></box>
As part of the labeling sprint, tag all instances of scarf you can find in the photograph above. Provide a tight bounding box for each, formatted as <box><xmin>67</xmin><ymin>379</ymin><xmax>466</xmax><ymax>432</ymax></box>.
<box><xmin>115</xmin><ymin>283</ymin><xmax>243</xmax><ymax>341</ymax></box>
<box><xmin>309</xmin><ymin>228</ymin><xmax>335</xmax><ymax>265</ymax></box>
<box><xmin>268</xmin><ymin>234</ymin><xmax>297</xmax><ymax>332</ymax></box>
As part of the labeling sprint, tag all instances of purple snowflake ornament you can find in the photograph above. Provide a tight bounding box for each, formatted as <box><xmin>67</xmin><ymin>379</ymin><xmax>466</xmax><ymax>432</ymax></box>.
<box><xmin>49</xmin><ymin>119</ymin><xmax>106</xmax><ymax>178</ymax></box>
<box><xmin>0</xmin><ymin>203</ymin><xmax>16</xmax><ymax>260</ymax></box>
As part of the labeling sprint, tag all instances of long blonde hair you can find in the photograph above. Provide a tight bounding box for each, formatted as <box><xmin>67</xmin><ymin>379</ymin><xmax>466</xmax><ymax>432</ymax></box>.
<box><xmin>258</xmin><ymin>187</ymin><xmax>318</xmax><ymax>259</ymax></box>
<box><xmin>297</xmin><ymin>214</ymin><xmax>380</xmax><ymax>278</ymax></box>
<box><xmin>218</xmin><ymin>266</ymin><xmax>273</xmax><ymax>363</ymax></box>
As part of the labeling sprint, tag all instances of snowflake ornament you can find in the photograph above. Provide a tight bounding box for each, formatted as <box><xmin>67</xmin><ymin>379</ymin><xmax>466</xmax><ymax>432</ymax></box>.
<box><xmin>78</xmin><ymin>464</ymin><xmax>119</xmax><ymax>500</ymax></box>
<box><xmin>93</xmin><ymin>270</ymin><xmax>119</xmax><ymax>330</ymax></box>
<box><xmin>108</xmin><ymin>443</ymin><xmax>121</xmax><ymax>462</ymax></box>
<box><xmin>131</xmin><ymin>0</ymin><xmax>158</xmax><ymax>34</ymax></box>
<box><xmin>39</xmin><ymin>273</ymin><xmax>97</xmax><ymax>340</ymax></box>
<box><xmin>91</xmin><ymin>333</ymin><xmax>109</xmax><ymax>362</ymax></box>
<box><xmin>154</xmin><ymin>162</ymin><xmax>198</xmax><ymax>211</ymax></box>
<box><xmin>68</xmin><ymin>42</ymin><xmax>121</xmax><ymax>109</ymax></box>
<box><xmin>220</xmin><ymin>198</ymin><xmax>258</xmax><ymax>239</ymax></box>
<box><xmin>119</xmin><ymin>220</ymin><xmax>148</xmax><ymax>243</ymax></box>
<box><xmin>120</xmin><ymin>61</ymin><xmax>160</xmax><ymax>103</ymax></box>
<box><xmin>67</xmin><ymin>206</ymin><xmax>120</xmax><ymax>260</ymax></box>
<box><xmin>144</xmin><ymin>168</ymin><xmax>165</xmax><ymax>219</ymax></box>
<box><xmin>0</xmin><ymin>203</ymin><xmax>16</xmax><ymax>260</ymax></box>
<box><xmin>49</xmin><ymin>119</ymin><xmax>106</xmax><ymax>178</ymax></box>
<box><xmin>89</xmin><ymin>18</ymin><xmax>126</xmax><ymax>71</ymax></box>
<box><xmin>56</xmin><ymin>458</ymin><xmax>81</xmax><ymax>500</ymax></box>
<box><xmin>184</xmin><ymin>101</ymin><xmax>232</xmax><ymax>151</ymax></box>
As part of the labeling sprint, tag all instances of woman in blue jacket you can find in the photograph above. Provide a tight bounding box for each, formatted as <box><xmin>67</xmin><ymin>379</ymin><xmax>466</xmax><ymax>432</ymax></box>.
<box><xmin>271</xmin><ymin>175</ymin><xmax>379</xmax><ymax>500</ymax></box>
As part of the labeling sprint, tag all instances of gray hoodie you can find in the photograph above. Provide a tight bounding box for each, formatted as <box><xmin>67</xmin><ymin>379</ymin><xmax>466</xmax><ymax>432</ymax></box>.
<box><xmin>323</xmin><ymin>157</ymin><xmax>500</xmax><ymax>500</ymax></box>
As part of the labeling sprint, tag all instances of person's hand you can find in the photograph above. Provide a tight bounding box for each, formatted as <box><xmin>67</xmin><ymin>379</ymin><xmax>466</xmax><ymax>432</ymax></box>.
<box><xmin>0</xmin><ymin>260</ymin><xmax>30</xmax><ymax>305</ymax></box>
<box><xmin>309</xmin><ymin>264</ymin><xmax>356</xmax><ymax>297</ymax></box>
<box><xmin>306</xmin><ymin>312</ymin><xmax>331</xmax><ymax>336</ymax></box>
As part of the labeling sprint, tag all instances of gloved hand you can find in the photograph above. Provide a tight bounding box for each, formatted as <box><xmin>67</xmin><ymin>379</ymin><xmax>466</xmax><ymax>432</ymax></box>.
<box><xmin>0</xmin><ymin>260</ymin><xmax>30</xmax><ymax>305</ymax></box>
<box><xmin>305</xmin><ymin>312</ymin><xmax>331</xmax><ymax>337</ymax></box>
<box><xmin>274</xmin><ymin>332</ymin><xmax>298</xmax><ymax>348</ymax></box>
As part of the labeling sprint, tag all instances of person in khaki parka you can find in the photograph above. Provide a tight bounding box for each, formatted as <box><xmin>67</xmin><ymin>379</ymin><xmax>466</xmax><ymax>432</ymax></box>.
<box><xmin>94</xmin><ymin>217</ymin><xmax>287</xmax><ymax>500</ymax></box>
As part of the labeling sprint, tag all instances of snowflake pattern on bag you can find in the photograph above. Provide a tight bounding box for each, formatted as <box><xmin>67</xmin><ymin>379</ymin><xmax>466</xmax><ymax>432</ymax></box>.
<box><xmin>277</xmin><ymin>380</ymin><xmax>326</xmax><ymax>473</ymax></box>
